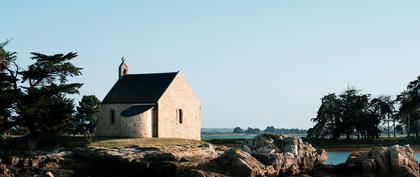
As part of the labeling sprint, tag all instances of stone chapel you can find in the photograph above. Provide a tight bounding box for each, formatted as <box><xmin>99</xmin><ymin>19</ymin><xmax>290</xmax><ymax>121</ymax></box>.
<box><xmin>95</xmin><ymin>58</ymin><xmax>201</xmax><ymax>140</ymax></box>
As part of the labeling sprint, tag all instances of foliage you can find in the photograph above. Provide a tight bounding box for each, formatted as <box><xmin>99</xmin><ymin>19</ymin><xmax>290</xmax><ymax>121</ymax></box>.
<box><xmin>233</xmin><ymin>126</ymin><xmax>306</xmax><ymax>134</ymax></box>
<box><xmin>310</xmin><ymin>93</ymin><xmax>341</xmax><ymax>139</ymax></box>
<box><xmin>245</xmin><ymin>127</ymin><xmax>261</xmax><ymax>134</ymax></box>
<box><xmin>232</xmin><ymin>127</ymin><xmax>244</xmax><ymax>133</ymax></box>
<box><xmin>396</xmin><ymin>76</ymin><xmax>420</xmax><ymax>137</ymax></box>
<box><xmin>309</xmin><ymin>88</ymin><xmax>389</xmax><ymax>140</ymax></box>
<box><xmin>0</xmin><ymin>41</ymin><xmax>83</xmax><ymax>136</ymax></box>
<box><xmin>0</xmin><ymin>40</ymin><xmax>20</xmax><ymax>133</ymax></box>
<box><xmin>72</xmin><ymin>95</ymin><xmax>101</xmax><ymax>135</ymax></box>
<box><xmin>263</xmin><ymin>126</ymin><xmax>306</xmax><ymax>134</ymax></box>
<box><xmin>370</xmin><ymin>96</ymin><xmax>395</xmax><ymax>138</ymax></box>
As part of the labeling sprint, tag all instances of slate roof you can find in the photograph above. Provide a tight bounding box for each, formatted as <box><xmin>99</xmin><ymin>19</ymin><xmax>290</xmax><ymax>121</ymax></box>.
<box><xmin>102</xmin><ymin>72</ymin><xmax>178</xmax><ymax>104</ymax></box>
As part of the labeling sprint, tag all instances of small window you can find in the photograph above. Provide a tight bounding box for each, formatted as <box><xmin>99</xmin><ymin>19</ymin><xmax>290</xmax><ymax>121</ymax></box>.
<box><xmin>177</xmin><ymin>109</ymin><xmax>183</xmax><ymax>124</ymax></box>
<box><xmin>111</xmin><ymin>109</ymin><xmax>116</xmax><ymax>124</ymax></box>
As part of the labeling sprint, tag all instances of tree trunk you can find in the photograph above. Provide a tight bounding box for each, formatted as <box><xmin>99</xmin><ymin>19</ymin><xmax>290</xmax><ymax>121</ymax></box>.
<box><xmin>416</xmin><ymin>117</ymin><xmax>419</xmax><ymax>137</ymax></box>
<box><xmin>387</xmin><ymin>117</ymin><xmax>390</xmax><ymax>138</ymax></box>
<box><xmin>407</xmin><ymin>112</ymin><xmax>411</xmax><ymax>138</ymax></box>
<box><xmin>357</xmin><ymin>130</ymin><xmax>360</xmax><ymax>140</ymax></box>
<box><xmin>393</xmin><ymin>120</ymin><xmax>396</xmax><ymax>138</ymax></box>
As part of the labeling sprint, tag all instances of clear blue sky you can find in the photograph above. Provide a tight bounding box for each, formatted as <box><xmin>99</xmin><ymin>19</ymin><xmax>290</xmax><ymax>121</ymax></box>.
<box><xmin>2</xmin><ymin>1</ymin><xmax>420</xmax><ymax>129</ymax></box>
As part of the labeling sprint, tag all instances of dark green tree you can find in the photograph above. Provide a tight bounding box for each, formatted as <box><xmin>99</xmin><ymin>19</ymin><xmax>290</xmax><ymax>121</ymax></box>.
<box><xmin>233</xmin><ymin>127</ymin><xmax>244</xmax><ymax>134</ymax></box>
<box><xmin>396</xmin><ymin>76</ymin><xmax>420</xmax><ymax>137</ymax></box>
<box><xmin>310</xmin><ymin>93</ymin><xmax>341</xmax><ymax>139</ymax></box>
<box><xmin>310</xmin><ymin>88</ymin><xmax>383</xmax><ymax>140</ymax></box>
<box><xmin>17</xmin><ymin>52</ymin><xmax>82</xmax><ymax>136</ymax></box>
<box><xmin>0</xmin><ymin>44</ymin><xmax>83</xmax><ymax>136</ymax></box>
<box><xmin>339</xmin><ymin>89</ymin><xmax>373</xmax><ymax>139</ymax></box>
<box><xmin>73</xmin><ymin>95</ymin><xmax>101</xmax><ymax>135</ymax></box>
<box><xmin>0</xmin><ymin>41</ymin><xmax>20</xmax><ymax>134</ymax></box>
<box><xmin>370</xmin><ymin>96</ymin><xmax>395</xmax><ymax>138</ymax></box>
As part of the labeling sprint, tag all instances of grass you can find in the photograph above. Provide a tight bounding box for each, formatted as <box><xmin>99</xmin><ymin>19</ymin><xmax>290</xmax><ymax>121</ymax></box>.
<box><xmin>89</xmin><ymin>137</ymin><xmax>205</xmax><ymax>149</ymax></box>
<box><xmin>1</xmin><ymin>135</ymin><xmax>207</xmax><ymax>152</ymax></box>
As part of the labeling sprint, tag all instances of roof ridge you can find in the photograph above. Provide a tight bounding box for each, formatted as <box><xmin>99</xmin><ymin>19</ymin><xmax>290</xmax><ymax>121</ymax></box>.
<box><xmin>125</xmin><ymin>71</ymin><xmax>178</xmax><ymax>76</ymax></box>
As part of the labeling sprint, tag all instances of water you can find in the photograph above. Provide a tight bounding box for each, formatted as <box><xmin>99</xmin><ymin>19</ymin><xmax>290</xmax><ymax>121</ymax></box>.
<box><xmin>201</xmin><ymin>134</ymin><xmax>307</xmax><ymax>140</ymax></box>
<box><xmin>201</xmin><ymin>134</ymin><xmax>257</xmax><ymax>140</ymax></box>
<box><xmin>325</xmin><ymin>152</ymin><xmax>420</xmax><ymax>165</ymax></box>
<box><xmin>324</xmin><ymin>152</ymin><xmax>351</xmax><ymax>165</ymax></box>
<box><xmin>201</xmin><ymin>134</ymin><xmax>420</xmax><ymax>165</ymax></box>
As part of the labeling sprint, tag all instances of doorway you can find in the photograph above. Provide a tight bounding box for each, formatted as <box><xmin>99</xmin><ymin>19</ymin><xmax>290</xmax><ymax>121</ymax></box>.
<box><xmin>151</xmin><ymin>107</ymin><xmax>158</xmax><ymax>138</ymax></box>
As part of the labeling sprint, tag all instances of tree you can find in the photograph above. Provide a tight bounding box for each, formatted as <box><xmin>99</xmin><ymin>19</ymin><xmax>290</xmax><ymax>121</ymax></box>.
<box><xmin>311</xmin><ymin>93</ymin><xmax>341</xmax><ymax>139</ymax></box>
<box><xmin>310</xmin><ymin>88</ymin><xmax>383</xmax><ymax>140</ymax></box>
<box><xmin>245</xmin><ymin>127</ymin><xmax>261</xmax><ymax>134</ymax></box>
<box><xmin>339</xmin><ymin>89</ymin><xmax>375</xmax><ymax>139</ymax></box>
<box><xmin>17</xmin><ymin>52</ymin><xmax>82</xmax><ymax>136</ymax></box>
<box><xmin>0</xmin><ymin>41</ymin><xmax>83</xmax><ymax>136</ymax></box>
<box><xmin>370</xmin><ymin>96</ymin><xmax>395</xmax><ymax>138</ymax></box>
<box><xmin>73</xmin><ymin>95</ymin><xmax>101</xmax><ymax>135</ymax></box>
<box><xmin>264</xmin><ymin>126</ymin><xmax>277</xmax><ymax>133</ymax></box>
<box><xmin>396</xmin><ymin>76</ymin><xmax>420</xmax><ymax>137</ymax></box>
<box><xmin>233</xmin><ymin>127</ymin><xmax>244</xmax><ymax>134</ymax></box>
<box><xmin>0</xmin><ymin>41</ymin><xmax>20</xmax><ymax>134</ymax></box>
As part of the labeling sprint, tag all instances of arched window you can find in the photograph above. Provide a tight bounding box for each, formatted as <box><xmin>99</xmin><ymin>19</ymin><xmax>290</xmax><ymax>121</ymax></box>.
<box><xmin>110</xmin><ymin>109</ymin><xmax>116</xmax><ymax>124</ymax></box>
<box><xmin>177</xmin><ymin>109</ymin><xmax>183</xmax><ymax>124</ymax></box>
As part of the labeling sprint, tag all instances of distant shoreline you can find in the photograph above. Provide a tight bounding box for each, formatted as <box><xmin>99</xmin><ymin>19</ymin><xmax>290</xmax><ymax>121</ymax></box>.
<box><xmin>203</xmin><ymin>134</ymin><xmax>420</xmax><ymax>152</ymax></box>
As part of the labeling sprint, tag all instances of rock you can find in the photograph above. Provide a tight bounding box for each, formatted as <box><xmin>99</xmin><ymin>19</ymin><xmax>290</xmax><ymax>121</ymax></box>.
<box><xmin>46</xmin><ymin>171</ymin><xmax>55</xmax><ymax>177</ymax></box>
<box><xmin>361</xmin><ymin>158</ymin><xmax>376</xmax><ymax>177</ymax></box>
<box><xmin>317</xmin><ymin>149</ymin><xmax>328</xmax><ymax>162</ymax></box>
<box><xmin>199</xmin><ymin>143</ymin><xmax>216</xmax><ymax>156</ymax></box>
<box><xmin>51</xmin><ymin>169</ymin><xmax>75</xmax><ymax>177</ymax></box>
<box><xmin>215</xmin><ymin>134</ymin><xmax>325</xmax><ymax>176</ymax></box>
<box><xmin>46</xmin><ymin>152</ymin><xmax>65</xmax><ymax>163</ymax></box>
<box><xmin>245</xmin><ymin>134</ymin><xmax>323</xmax><ymax>175</ymax></box>
<box><xmin>23</xmin><ymin>158</ymin><xmax>30</xmax><ymax>167</ymax></box>
<box><xmin>242</xmin><ymin>145</ymin><xmax>251</xmax><ymax>154</ymax></box>
<box><xmin>31</xmin><ymin>157</ymin><xmax>41</xmax><ymax>168</ymax></box>
<box><xmin>344</xmin><ymin>145</ymin><xmax>420</xmax><ymax>177</ymax></box>
<box><xmin>177</xmin><ymin>169</ymin><xmax>229</xmax><ymax>177</ymax></box>
<box><xmin>215</xmin><ymin>145</ymin><xmax>229</xmax><ymax>152</ymax></box>
<box><xmin>217</xmin><ymin>148</ymin><xmax>276</xmax><ymax>177</ymax></box>
<box><xmin>45</xmin><ymin>162</ymin><xmax>59</xmax><ymax>169</ymax></box>
<box><xmin>368</xmin><ymin>146</ymin><xmax>388</xmax><ymax>177</ymax></box>
<box><xmin>389</xmin><ymin>145</ymin><xmax>419</xmax><ymax>177</ymax></box>
<box><xmin>1</xmin><ymin>166</ymin><xmax>12</xmax><ymax>176</ymax></box>
<box><xmin>9</xmin><ymin>156</ymin><xmax>20</xmax><ymax>166</ymax></box>
<box><xmin>143</xmin><ymin>151</ymin><xmax>177</xmax><ymax>161</ymax></box>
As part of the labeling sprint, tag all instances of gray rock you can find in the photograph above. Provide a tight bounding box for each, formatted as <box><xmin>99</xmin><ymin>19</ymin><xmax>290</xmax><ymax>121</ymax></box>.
<box><xmin>389</xmin><ymin>145</ymin><xmax>419</xmax><ymax>177</ymax></box>
<box><xmin>344</xmin><ymin>145</ymin><xmax>420</xmax><ymax>177</ymax></box>
<box><xmin>217</xmin><ymin>148</ymin><xmax>276</xmax><ymax>177</ymax></box>
<box><xmin>217</xmin><ymin>134</ymin><xmax>325</xmax><ymax>176</ymax></box>
<box><xmin>10</xmin><ymin>156</ymin><xmax>20</xmax><ymax>166</ymax></box>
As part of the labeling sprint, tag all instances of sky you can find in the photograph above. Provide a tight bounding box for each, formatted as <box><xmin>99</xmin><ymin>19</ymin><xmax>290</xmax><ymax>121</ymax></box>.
<box><xmin>2</xmin><ymin>1</ymin><xmax>420</xmax><ymax>129</ymax></box>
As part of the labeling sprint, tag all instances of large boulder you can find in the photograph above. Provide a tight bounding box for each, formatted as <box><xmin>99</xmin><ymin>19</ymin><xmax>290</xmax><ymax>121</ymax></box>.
<box><xmin>389</xmin><ymin>145</ymin><xmax>419</xmax><ymax>177</ymax></box>
<box><xmin>217</xmin><ymin>134</ymin><xmax>327</xmax><ymax>176</ymax></box>
<box><xmin>217</xmin><ymin>148</ymin><xmax>277</xmax><ymax>177</ymax></box>
<box><xmin>344</xmin><ymin>145</ymin><xmax>420</xmax><ymax>177</ymax></box>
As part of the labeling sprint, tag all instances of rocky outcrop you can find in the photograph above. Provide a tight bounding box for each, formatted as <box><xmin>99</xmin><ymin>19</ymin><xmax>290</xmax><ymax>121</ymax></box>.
<box><xmin>211</xmin><ymin>134</ymin><xmax>327</xmax><ymax>177</ymax></box>
<box><xmin>0</xmin><ymin>151</ymin><xmax>73</xmax><ymax>177</ymax></box>
<box><xmin>68</xmin><ymin>134</ymin><xmax>327</xmax><ymax>177</ymax></box>
<box><xmin>343</xmin><ymin>145</ymin><xmax>420</xmax><ymax>177</ymax></box>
